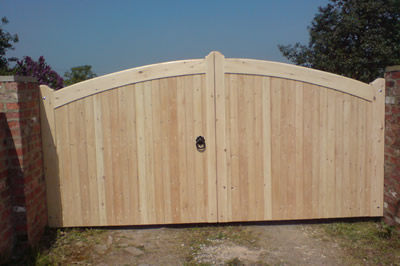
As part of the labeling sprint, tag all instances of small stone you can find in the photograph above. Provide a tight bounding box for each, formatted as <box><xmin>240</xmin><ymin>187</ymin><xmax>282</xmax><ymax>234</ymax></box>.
<box><xmin>125</xmin><ymin>246</ymin><xmax>144</xmax><ymax>256</ymax></box>
<box><xmin>107</xmin><ymin>235</ymin><xmax>113</xmax><ymax>246</ymax></box>
<box><xmin>95</xmin><ymin>244</ymin><xmax>108</xmax><ymax>254</ymax></box>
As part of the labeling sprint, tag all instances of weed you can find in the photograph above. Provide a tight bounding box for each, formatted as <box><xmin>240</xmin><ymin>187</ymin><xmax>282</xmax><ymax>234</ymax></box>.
<box><xmin>32</xmin><ymin>228</ymin><xmax>106</xmax><ymax>265</ymax></box>
<box><xmin>225</xmin><ymin>257</ymin><xmax>244</xmax><ymax>266</ymax></box>
<box><xmin>317</xmin><ymin>220</ymin><xmax>400</xmax><ymax>265</ymax></box>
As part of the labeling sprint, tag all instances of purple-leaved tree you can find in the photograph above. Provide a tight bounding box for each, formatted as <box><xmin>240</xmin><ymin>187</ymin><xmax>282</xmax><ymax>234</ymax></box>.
<box><xmin>16</xmin><ymin>56</ymin><xmax>64</xmax><ymax>90</ymax></box>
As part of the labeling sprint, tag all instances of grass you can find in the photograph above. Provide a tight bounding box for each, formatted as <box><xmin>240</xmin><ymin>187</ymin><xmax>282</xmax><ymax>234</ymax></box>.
<box><xmin>31</xmin><ymin>228</ymin><xmax>106</xmax><ymax>266</ymax></box>
<box><xmin>317</xmin><ymin>220</ymin><xmax>400</xmax><ymax>265</ymax></box>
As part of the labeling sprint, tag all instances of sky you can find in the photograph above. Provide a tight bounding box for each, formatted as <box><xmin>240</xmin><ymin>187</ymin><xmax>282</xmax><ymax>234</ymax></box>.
<box><xmin>1</xmin><ymin>0</ymin><xmax>330</xmax><ymax>77</ymax></box>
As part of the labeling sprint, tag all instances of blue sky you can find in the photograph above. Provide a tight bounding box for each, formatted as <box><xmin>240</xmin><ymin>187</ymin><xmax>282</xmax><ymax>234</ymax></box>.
<box><xmin>2</xmin><ymin>0</ymin><xmax>330</xmax><ymax>76</ymax></box>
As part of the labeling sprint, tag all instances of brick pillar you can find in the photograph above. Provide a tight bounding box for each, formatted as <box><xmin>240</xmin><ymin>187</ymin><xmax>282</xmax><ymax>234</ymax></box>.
<box><xmin>384</xmin><ymin>66</ymin><xmax>400</xmax><ymax>227</ymax></box>
<box><xmin>0</xmin><ymin>113</ymin><xmax>13</xmax><ymax>258</ymax></box>
<box><xmin>0</xmin><ymin>76</ymin><xmax>47</xmax><ymax>259</ymax></box>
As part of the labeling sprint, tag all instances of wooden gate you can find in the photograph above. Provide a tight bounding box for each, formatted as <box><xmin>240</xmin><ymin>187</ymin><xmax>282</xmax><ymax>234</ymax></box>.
<box><xmin>40</xmin><ymin>52</ymin><xmax>384</xmax><ymax>227</ymax></box>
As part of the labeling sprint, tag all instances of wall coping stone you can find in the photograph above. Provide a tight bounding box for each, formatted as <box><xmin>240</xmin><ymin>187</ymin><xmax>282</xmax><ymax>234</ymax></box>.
<box><xmin>385</xmin><ymin>66</ymin><xmax>400</xmax><ymax>73</ymax></box>
<box><xmin>0</xmin><ymin>76</ymin><xmax>38</xmax><ymax>83</ymax></box>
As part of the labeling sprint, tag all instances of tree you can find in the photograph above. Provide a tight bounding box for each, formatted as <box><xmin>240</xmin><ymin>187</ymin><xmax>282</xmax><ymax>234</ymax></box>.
<box><xmin>0</xmin><ymin>17</ymin><xmax>19</xmax><ymax>74</ymax></box>
<box><xmin>64</xmin><ymin>65</ymin><xmax>97</xmax><ymax>86</ymax></box>
<box><xmin>16</xmin><ymin>56</ymin><xmax>64</xmax><ymax>90</ymax></box>
<box><xmin>278</xmin><ymin>0</ymin><xmax>400</xmax><ymax>83</ymax></box>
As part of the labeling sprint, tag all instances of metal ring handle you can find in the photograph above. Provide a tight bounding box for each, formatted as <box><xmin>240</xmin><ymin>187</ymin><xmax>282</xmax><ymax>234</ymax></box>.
<box><xmin>196</xmin><ymin>136</ymin><xmax>206</xmax><ymax>152</ymax></box>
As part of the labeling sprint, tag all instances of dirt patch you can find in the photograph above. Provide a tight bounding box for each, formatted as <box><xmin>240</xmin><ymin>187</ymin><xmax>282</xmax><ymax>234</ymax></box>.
<box><xmin>27</xmin><ymin>219</ymin><xmax>399</xmax><ymax>265</ymax></box>
<box><xmin>195</xmin><ymin>242</ymin><xmax>265</xmax><ymax>265</ymax></box>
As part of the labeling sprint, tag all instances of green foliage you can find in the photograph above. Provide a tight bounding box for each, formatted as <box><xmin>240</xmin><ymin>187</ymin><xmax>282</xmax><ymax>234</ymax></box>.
<box><xmin>64</xmin><ymin>65</ymin><xmax>97</xmax><ymax>86</ymax></box>
<box><xmin>32</xmin><ymin>228</ymin><xmax>106</xmax><ymax>265</ymax></box>
<box><xmin>278</xmin><ymin>0</ymin><xmax>400</xmax><ymax>83</ymax></box>
<box><xmin>0</xmin><ymin>17</ymin><xmax>19</xmax><ymax>74</ymax></box>
<box><xmin>319</xmin><ymin>220</ymin><xmax>400</xmax><ymax>264</ymax></box>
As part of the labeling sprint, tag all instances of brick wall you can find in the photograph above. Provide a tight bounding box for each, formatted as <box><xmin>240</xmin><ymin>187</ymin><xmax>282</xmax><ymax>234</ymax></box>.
<box><xmin>384</xmin><ymin>66</ymin><xmax>400</xmax><ymax>227</ymax></box>
<box><xmin>0</xmin><ymin>113</ymin><xmax>13</xmax><ymax>258</ymax></box>
<box><xmin>0</xmin><ymin>76</ymin><xmax>47</xmax><ymax>261</ymax></box>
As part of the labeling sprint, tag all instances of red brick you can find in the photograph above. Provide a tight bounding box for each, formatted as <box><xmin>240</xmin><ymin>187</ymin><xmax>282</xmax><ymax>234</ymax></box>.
<box><xmin>2</xmin><ymin>226</ymin><xmax>13</xmax><ymax>240</ymax></box>
<box><xmin>393</xmin><ymin>174</ymin><xmax>400</xmax><ymax>183</ymax></box>
<box><xmin>386</xmin><ymin>80</ymin><xmax>395</xmax><ymax>88</ymax></box>
<box><xmin>23</xmin><ymin>174</ymin><xmax>33</xmax><ymax>185</ymax></box>
<box><xmin>1</xmin><ymin>208</ymin><xmax>11</xmax><ymax>221</ymax></box>
<box><xmin>10</xmin><ymin>128</ymin><xmax>22</xmax><ymax>138</ymax></box>
<box><xmin>5</xmin><ymin>112</ymin><xmax>21</xmax><ymax>120</ymax></box>
<box><xmin>26</xmin><ymin>83</ymin><xmax>38</xmax><ymax>90</ymax></box>
<box><xmin>15</xmin><ymin>224</ymin><xmax>27</xmax><ymax>233</ymax></box>
<box><xmin>4</xmin><ymin>82</ymin><xmax>18</xmax><ymax>91</ymax></box>
<box><xmin>32</xmin><ymin>123</ymin><xmax>41</xmax><ymax>133</ymax></box>
<box><xmin>31</xmin><ymin>91</ymin><xmax>39</xmax><ymax>99</ymax></box>
<box><xmin>11</xmin><ymin>137</ymin><xmax>23</xmax><ymax>146</ymax></box>
<box><xmin>391</xmin><ymin>71</ymin><xmax>400</xmax><ymax>79</ymax></box>
<box><xmin>6</xmin><ymin>103</ymin><xmax>21</xmax><ymax>111</ymax></box>
<box><xmin>392</xmin><ymin>107</ymin><xmax>400</xmax><ymax>114</ymax></box>
<box><xmin>11</xmin><ymin>158</ymin><xmax>22</xmax><ymax>168</ymax></box>
<box><xmin>21</xmin><ymin>110</ymin><xmax>32</xmax><ymax>118</ymax></box>
<box><xmin>7</xmin><ymin>120</ymin><xmax>26</xmax><ymax>129</ymax></box>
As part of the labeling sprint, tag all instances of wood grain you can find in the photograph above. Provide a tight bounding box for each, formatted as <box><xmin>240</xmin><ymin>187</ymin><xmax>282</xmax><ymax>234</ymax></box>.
<box><xmin>45</xmin><ymin>52</ymin><xmax>384</xmax><ymax>227</ymax></box>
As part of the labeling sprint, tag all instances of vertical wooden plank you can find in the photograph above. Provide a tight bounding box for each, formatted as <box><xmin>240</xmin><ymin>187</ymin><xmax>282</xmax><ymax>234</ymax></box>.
<box><xmin>295</xmin><ymin>82</ymin><xmax>304</xmax><ymax>218</ymax></box>
<box><xmin>224</xmin><ymin>74</ymin><xmax>232</xmax><ymax>221</ymax></box>
<box><xmin>342</xmin><ymin>94</ymin><xmax>352</xmax><ymax>217</ymax></box>
<box><xmin>184</xmin><ymin>76</ymin><xmax>196</xmax><ymax>221</ymax></box>
<box><xmin>254</xmin><ymin>76</ymin><xmax>264</xmax><ymax>220</ymax></box>
<box><xmin>318</xmin><ymin>86</ymin><xmax>328</xmax><ymax>218</ymax></box>
<box><xmin>67</xmin><ymin>102</ymin><xmax>83</xmax><ymax>225</ymax></box>
<box><xmin>284</xmin><ymin>80</ymin><xmax>296</xmax><ymax>219</ymax></box>
<box><xmin>40</xmin><ymin>86</ymin><xmax>62</xmax><ymax>227</ymax></box>
<box><xmin>302</xmin><ymin>84</ymin><xmax>314</xmax><ymax>218</ymax></box>
<box><xmin>326</xmin><ymin>90</ymin><xmax>336</xmax><ymax>217</ymax></box>
<box><xmin>311</xmin><ymin>85</ymin><xmax>320</xmax><ymax>218</ymax></box>
<box><xmin>75</xmin><ymin>100</ymin><xmax>90</xmax><ymax>225</ymax></box>
<box><xmin>193</xmin><ymin>75</ymin><xmax>205</xmax><ymax>221</ymax></box>
<box><xmin>237</xmin><ymin>75</ymin><xmax>249</xmax><ymax>220</ymax></box>
<box><xmin>270</xmin><ymin>78</ymin><xmax>281</xmax><ymax>219</ymax></box>
<box><xmin>334</xmin><ymin>92</ymin><xmax>344</xmax><ymax>217</ymax></box>
<box><xmin>117</xmin><ymin>86</ymin><xmax>131</xmax><ymax>223</ymax></box>
<box><xmin>200</xmin><ymin>74</ymin><xmax>210</xmax><ymax>221</ymax></box>
<box><xmin>262</xmin><ymin>77</ymin><xmax>272</xmax><ymax>220</ymax></box>
<box><xmin>166</xmin><ymin>77</ymin><xmax>181</xmax><ymax>223</ymax></box>
<box><xmin>151</xmin><ymin>80</ymin><xmax>165</xmax><ymax>224</ymax></box>
<box><xmin>54</xmin><ymin>107</ymin><xmax>71</xmax><ymax>225</ymax></box>
<box><xmin>143</xmin><ymin>81</ymin><xmax>156</xmax><ymax>224</ymax></box>
<box><xmin>229</xmin><ymin>74</ymin><xmax>241</xmax><ymax>221</ymax></box>
<box><xmin>125</xmin><ymin>84</ymin><xmax>140</xmax><ymax>224</ymax></box>
<box><xmin>370</xmin><ymin>78</ymin><xmax>385</xmax><ymax>216</ymax></box>
<box><xmin>93</xmin><ymin>94</ymin><xmax>107</xmax><ymax>225</ymax></box>
<box><xmin>357</xmin><ymin>99</ymin><xmax>367</xmax><ymax>216</ymax></box>
<box><xmin>159</xmin><ymin>79</ymin><xmax>172</xmax><ymax>223</ymax></box>
<box><xmin>100</xmin><ymin>91</ymin><xmax>115</xmax><ymax>225</ymax></box>
<box><xmin>213</xmin><ymin>52</ymin><xmax>228</xmax><ymax>222</ymax></box>
<box><xmin>177</xmin><ymin>76</ymin><xmax>189</xmax><ymax>222</ymax></box>
<box><xmin>278</xmin><ymin>78</ymin><xmax>288</xmax><ymax>219</ymax></box>
<box><xmin>364</xmin><ymin>99</ymin><xmax>372</xmax><ymax>216</ymax></box>
<box><xmin>245</xmin><ymin>76</ymin><xmax>256</xmax><ymax>220</ymax></box>
<box><xmin>109</xmin><ymin>89</ymin><xmax>123</xmax><ymax>224</ymax></box>
<box><xmin>135</xmin><ymin>83</ymin><xmax>148</xmax><ymax>224</ymax></box>
<box><xmin>204</xmin><ymin>52</ymin><xmax>218</xmax><ymax>222</ymax></box>
<box><xmin>84</xmin><ymin>97</ymin><xmax>99</xmax><ymax>225</ymax></box>
<box><xmin>349</xmin><ymin>96</ymin><xmax>358</xmax><ymax>216</ymax></box>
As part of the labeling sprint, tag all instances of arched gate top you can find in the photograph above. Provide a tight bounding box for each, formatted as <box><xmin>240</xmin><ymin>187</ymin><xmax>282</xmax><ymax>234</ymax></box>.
<box><xmin>48</xmin><ymin>51</ymin><xmax>376</xmax><ymax>108</ymax></box>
